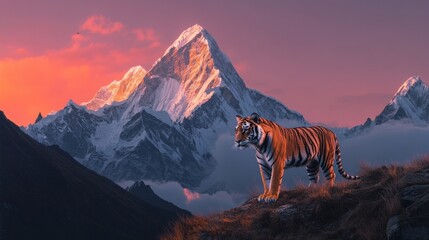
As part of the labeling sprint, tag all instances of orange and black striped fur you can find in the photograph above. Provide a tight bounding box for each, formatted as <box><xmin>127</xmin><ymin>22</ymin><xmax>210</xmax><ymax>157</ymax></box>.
<box><xmin>235</xmin><ymin>113</ymin><xmax>359</xmax><ymax>203</ymax></box>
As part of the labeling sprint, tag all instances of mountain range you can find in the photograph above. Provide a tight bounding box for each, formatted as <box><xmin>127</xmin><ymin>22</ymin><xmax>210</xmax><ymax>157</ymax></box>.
<box><xmin>25</xmin><ymin>24</ymin><xmax>305</xmax><ymax>188</ymax></box>
<box><xmin>3</xmin><ymin>23</ymin><xmax>428</xmax><ymax>238</ymax></box>
<box><xmin>0</xmin><ymin>111</ymin><xmax>188</xmax><ymax>240</ymax></box>
<box><xmin>24</xmin><ymin>24</ymin><xmax>429</xmax><ymax>191</ymax></box>
<box><xmin>346</xmin><ymin>76</ymin><xmax>429</xmax><ymax>137</ymax></box>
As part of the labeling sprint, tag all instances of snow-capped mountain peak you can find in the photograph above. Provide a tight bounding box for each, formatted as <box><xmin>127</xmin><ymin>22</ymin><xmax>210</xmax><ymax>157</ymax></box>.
<box><xmin>82</xmin><ymin>66</ymin><xmax>147</xmax><ymax>111</ymax></box>
<box><xmin>346</xmin><ymin>76</ymin><xmax>429</xmax><ymax>137</ymax></box>
<box><xmin>393</xmin><ymin>76</ymin><xmax>427</xmax><ymax>99</ymax></box>
<box><xmin>25</xmin><ymin>24</ymin><xmax>306</xmax><ymax>189</ymax></box>
<box><xmin>381</xmin><ymin>76</ymin><xmax>429</xmax><ymax>124</ymax></box>
<box><xmin>376</xmin><ymin>76</ymin><xmax>429</xmax><ymax>125</ymax></box>
<box><xmin>164</xmin><ymin>24</ymin><xmax>207</xmax><ymax>54</ymax></box>
<box><xmin>128</xmin><ymin>25</ymin><xmax>251</xmax><ymax>122</ymax></box>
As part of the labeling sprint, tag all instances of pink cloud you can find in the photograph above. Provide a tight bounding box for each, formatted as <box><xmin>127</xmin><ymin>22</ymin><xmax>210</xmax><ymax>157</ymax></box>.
<box><xmin>133</xmin><ymin>28</ymin><xmax>161</xmax><ymax>48</ymax></box>
<box><xmin>0</xmin><ymin>21</ymin><xmax>165</xmax><ymax>126</ymax></box>
<box><xmin>183</xmin><ymin>188</ymin><xmax>200</xmax><ymax>202</ymax></box>
<box><xmin>133</xmin><ymin>28</ymin><xmax>157</xmax><ymax>41</ymax></box>
<box><xmin>81</xmin><ymin>15</ymin><xmax>123</xmax><ymax>35</ymax></box>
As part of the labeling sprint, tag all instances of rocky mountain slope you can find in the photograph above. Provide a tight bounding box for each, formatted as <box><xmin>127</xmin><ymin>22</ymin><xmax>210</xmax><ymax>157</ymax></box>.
<box><xmin>82</xmin><ymin>66</ymin><xmax>147</xmax><ymax>111</ymax></box>
<box><xmin>346</xmin><ymin>76</ymin><xmax>429</xmax><ymax>137</ymax></box>
<box><xmin>127</xmin><ymin>181</ymin><xmax>191</xmax><ymax>217</ymax></box>
<box><xmin>376</xmin><ymin>76</ymin><xmax>429</xmax><ymax>124</ymax></box>
<box><xmin>162</xmin><ymin>158</ymin><xmax>429</xmax><ymax>240</ymax></box>
<box><xmin>25</xmin><ymin>24</ymin><xmax>306</xmax><ymax>188</ymax></box>
<box><xmin>0</xmin><ymin>110</ymin><xmax>188</xmax><ymax>240</ymax></box>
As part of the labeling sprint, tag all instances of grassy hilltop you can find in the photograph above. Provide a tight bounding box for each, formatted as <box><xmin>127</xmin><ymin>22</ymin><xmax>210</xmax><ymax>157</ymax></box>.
<box><xmin>162</xmin><ymin>157</ymin><xmax>429</xmax><ymax>240</ymax></box>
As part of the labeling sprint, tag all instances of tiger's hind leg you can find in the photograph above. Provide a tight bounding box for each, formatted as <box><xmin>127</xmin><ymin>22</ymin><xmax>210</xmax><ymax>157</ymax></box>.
<box><xmin>321</xmin><ymin>145</ymin><xmax>336</xmax><ymax>187</ymax></box>
<box><xmin>323</xmin><ymin>164</ymin><xmax>336</xmax><ymax>187</ymax></box>
<box><xmin>306</xmin><ymin>159</ymin><xmax>320</xmax><ymax>187</ymax></box>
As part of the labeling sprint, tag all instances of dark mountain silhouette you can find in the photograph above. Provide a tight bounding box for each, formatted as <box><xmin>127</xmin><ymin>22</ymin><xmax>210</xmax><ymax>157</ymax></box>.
<box><xmin>0</xmin><ymin>110</ymin><xmax>187</xmax><ymax>240</ymax></box>
<box><xmin>127</xmin><ymin>181</ymin><xmax>191</xmax><ymax>217</ymax></box>
<box><xmin>34</xmin><ymin>112</ymin><xmax>43</xmax><ymax>124</ymax></box>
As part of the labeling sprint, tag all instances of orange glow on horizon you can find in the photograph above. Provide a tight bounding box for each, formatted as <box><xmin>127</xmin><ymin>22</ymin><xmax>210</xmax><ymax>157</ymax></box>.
<box><xmin>0</xmin><ymin>55</ymin><xmax>120</xmax><ymax>126</ymax></box>
<box><xmin>0</xmin><ymin>14</ymin><xmax>164</xmax><ymax>126</ymax></box>
<box><xmin>2</xmin><ymin>4</ymin><xmax>428</xmax><ymax>127</ymax></box>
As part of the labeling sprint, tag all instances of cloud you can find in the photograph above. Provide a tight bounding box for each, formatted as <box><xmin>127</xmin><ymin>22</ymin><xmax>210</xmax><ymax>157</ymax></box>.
<box><xmin>340</xmin><ymin>123</ymin><xmax>429</xmax><ymax>169</ymax></box>
<box><xmin>146</xmin><ymin>181</ymin><xmax>237</xmax><ymax>215</ymax></box>
<box><xmin>133</xmin><ymin>28</ymin><xmax>161</xmax><ymax>48</ymax></box>
<box><xmin>117</xmin><ymin>128</ymin><xmax>311</xmax><ymax>215</ymax></box>
<box><xmin>81</xmin><ymin>15</ymin><xmax>124</xmax><ymax>35</ymax></box>
<box><xmin>183</xmin><ymin>188</ymin><xmax>200</xmax><ymax>202</ymax></box>
<box><xmin>199</xmin><ymin>122</ymin><xmax>429</xmax><ymax>196</ymax></box>
<box><xmin>0</xmin><ymin>16</ymin><xmax>165</xmax><ymax>126</ymax></box>
<box><xmin>199</xmin><ymin>131</ymin><xmax>310</xmax><ymax>195</ymax></box>
<box><xmin>117</xmin><ymin>122</ymin><xmax>429</xmax><ymax>215</ymax></box>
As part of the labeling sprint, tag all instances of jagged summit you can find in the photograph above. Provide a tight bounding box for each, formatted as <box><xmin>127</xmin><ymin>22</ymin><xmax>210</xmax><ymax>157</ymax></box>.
<box><xmin>159</xmin><ymin>24</ymin><xmax>232</xmax><ymax>72</ymax></box>
<box><xmin>376</xmin><ymin>76</ymin><xmax>429</xmax><ymax>125</ymax></box>
<box><xmin>34</xmin><ymin>112</ymin><xmax>43</xmax><ymax>124</ymax></box>
<box><xmin>127</xmin><ymin>24</ymin><xmax>252</xmax><ymax>122</ymax></box>
<box><xmin>392</xmin><ymin>76</ymin><xmax>427</xmax><ymax>99</ymax></box>
<box><xmin>164</xmin><ymin>24</ymin><xmax>208</xmax><ymax>54</ymax></box>
<box><xmin>347</xmin><ymin>76</ymin><xmax>429</xmax><ymax>137</ymax></box>
<box><xmin>82</xmin><ymin>66</ymin><xmax>147</xmax><ymax>111</ymax></box>
<box><xmin>25</xmin><ymin>24</ymin><xmax>305</xmax><ymax>188</ymax></box>
<box><xmin>67</xmin><ymin>99</ymin><xmax>78</xmax><ymax>106</ymax></box>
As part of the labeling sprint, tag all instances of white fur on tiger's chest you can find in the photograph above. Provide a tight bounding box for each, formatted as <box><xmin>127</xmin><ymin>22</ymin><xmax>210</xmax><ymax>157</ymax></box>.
<box><xmin>255</xmin><ymin>132</ymin><xmax>274</xmax><ymax>167</ymax></box>
<box><xmin>256</xmin><ymin>151</ymin><xmax>271</xmax><ymax>167</ymax></box>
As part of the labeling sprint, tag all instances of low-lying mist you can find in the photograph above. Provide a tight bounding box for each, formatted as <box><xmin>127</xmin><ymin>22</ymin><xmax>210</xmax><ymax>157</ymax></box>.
<box><xmin>340</xmin><ymin>123</ymin><xmax>429</xmax><ymax>168</ymax></box>
<box><xmin>126</xmin><ymin>122</ymin><xmax>429</xmax><ymax>215</ymax></box>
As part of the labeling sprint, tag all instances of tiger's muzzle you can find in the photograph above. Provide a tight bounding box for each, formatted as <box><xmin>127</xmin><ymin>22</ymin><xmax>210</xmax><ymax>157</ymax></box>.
<box><xmin>235</xmin><ymin>140</ymin><xmax>249</xmax><ymax>149</ymax></box>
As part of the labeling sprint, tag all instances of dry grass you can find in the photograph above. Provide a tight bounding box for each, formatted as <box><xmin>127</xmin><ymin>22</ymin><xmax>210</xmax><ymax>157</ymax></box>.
<box><xmin>161</xmin><ymin>157</ymin><xmax>429</xmax><ymax>240</ymax></box>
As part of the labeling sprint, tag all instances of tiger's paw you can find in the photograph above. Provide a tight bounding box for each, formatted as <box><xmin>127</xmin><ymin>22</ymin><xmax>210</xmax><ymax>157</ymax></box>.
<box><xmin>257</xmin><ymin>193</ymin><xmax>267</xmax><ymax>202</ymax></box>
<box><xmin>262</xmin><ymin>194</ymin><xmax>279</xmax><ymax>203</ymax></box>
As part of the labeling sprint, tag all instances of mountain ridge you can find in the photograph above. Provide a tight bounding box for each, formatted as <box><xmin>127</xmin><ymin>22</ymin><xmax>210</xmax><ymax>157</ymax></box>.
<box><xmin>375</xmin><ymin>76</ymin><xmax>429</xmax><ymax>125</ymax></box>
<box><xmin>346</xmin><ymin>76</ymin><xmax>429</xmax><ymax>137</ymax></box>
<box><xmin>82</xmin><ymin>66</ymin><xmax>147</xmax><ymax>111</ymax></box>
<box><xmin>25</xmin><ymin>25</ymin><xmax>306</xmax><ymax>189</ymax></box>
<box><xmin>0</xmin><ymin>110</ymin><xmax>186</xmax><ymax>240</ymax></box>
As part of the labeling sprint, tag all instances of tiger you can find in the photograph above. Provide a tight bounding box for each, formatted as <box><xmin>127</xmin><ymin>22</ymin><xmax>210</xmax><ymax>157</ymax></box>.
<box><xmin>235</xmin><ymin>112</ymin><xmax>359</xmax><ymax>203</ymax></box>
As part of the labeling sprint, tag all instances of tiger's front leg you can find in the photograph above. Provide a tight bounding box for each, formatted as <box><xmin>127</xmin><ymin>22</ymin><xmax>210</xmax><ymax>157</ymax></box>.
<box><xmin>257</xmin><ymin>164</ymin><xmax>270</xmax><ymax>202</ymax></box>
<box><xmin>263</xmin><ymin>159</ymin><xmax>285</xmax><ymax>203</ymax></box>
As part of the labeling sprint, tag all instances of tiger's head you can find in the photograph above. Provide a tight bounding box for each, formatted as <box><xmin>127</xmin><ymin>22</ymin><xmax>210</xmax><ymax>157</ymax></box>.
<box><xmin>235</xmin><ymin>112</ymin><xmax>262</xmax><ymax>149</ymax></box>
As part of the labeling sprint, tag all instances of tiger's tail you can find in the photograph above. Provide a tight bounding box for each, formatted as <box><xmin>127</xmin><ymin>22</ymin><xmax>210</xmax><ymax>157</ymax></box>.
<box><xmin>335</xmin><ymin>138</ymin><xmax>360</xmax><ymax>180</ymax></box>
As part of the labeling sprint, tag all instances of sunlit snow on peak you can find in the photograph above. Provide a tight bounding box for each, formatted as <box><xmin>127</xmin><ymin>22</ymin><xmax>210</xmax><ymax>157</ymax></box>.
<box><xmin>394</xmin><ymin>76</ymin><xmax>426</xmax><ymax>97</ymax></box>
<box><xmin>162</xmin><ymin>24</ymin><xmax>210</xmax><ymax>57</ymax></box>
<box><xmin>171</xmin><ymin>24</ymin><xmax>205</xmax><ymax>49</ymax></box>
<box><xmin>82</xmin><ymin>66</ymin><xmax>147</xmax><ymax>110</ymax></box>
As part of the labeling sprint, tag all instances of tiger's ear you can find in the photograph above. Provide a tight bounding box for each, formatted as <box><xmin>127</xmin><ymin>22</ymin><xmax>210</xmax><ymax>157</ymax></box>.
<box><xmin>250</xmin><ymin>112</ymin><xmax>261</xmax><ymax>124</ymax></box>
<box><xmin>236</xmin><ymin>115</ymin><xmax>243</xmax><ymax>122</ymax></box>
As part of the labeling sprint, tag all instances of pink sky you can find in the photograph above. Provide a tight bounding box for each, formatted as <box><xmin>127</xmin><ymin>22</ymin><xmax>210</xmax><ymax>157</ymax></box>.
<box><xmin>1</xmin><ymin>1</ymin><xmax>428</xmax><ymax>127</ymax></box>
